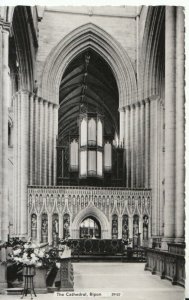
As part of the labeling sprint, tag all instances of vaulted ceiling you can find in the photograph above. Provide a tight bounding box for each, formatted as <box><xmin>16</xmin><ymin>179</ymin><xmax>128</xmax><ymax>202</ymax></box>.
<box><xmin>58</xmin><ymin>49</ymin><xmax>119</xmax><ymax>142</ymax></box>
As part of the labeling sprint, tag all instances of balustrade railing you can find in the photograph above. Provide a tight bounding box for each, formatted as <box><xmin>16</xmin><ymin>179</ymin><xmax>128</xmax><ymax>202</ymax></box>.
<box><xmin>145</xmin><ymin>248</ymin><xmax>185</xmax><ymax>286</ymax></box>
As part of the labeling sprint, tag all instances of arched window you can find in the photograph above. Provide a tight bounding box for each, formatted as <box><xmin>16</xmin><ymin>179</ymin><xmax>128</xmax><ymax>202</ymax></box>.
<box><xmin>112</xmin><ymin>214</ymin><xmax>118</xmax><ymax>239</ymax></box>
<box><xmin>31</xmin><ymin>213</ymin><xmax>37</xmax><ymax>240</ymax></box>
<box><xmin>122</xmin><ymin>214</ymin><xmax>129</xmax><ymax>240</ymax></box>
<box><xmin>41</xmin><ymin>214</ymin><xmax>48</xmax><ymax>243</ymax></box>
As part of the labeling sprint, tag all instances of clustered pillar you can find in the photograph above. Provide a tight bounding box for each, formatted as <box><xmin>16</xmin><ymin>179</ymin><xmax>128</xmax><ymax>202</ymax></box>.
<box><xmin>28</xmin><ymin>97</ymin><xmax>58</xmax><ymax>187</ymax></box>
<box><xmin>13</xmin><ymin>90</ymin><xmax>30</xmax><ymax>236</ymax></box>
<box><xmin>121</xmin><ymin>101</ymin><xmax>151</xmax><ymax>189</ymax></box>
<box><xmin>175</xmin><ymin>6</ymin><xmax>185</xmax><ymax>242</ymax></box>
<box><xmin>162</xmin><ymin>6</ymin><xmax>184</xmax><ymax>247</ymax></box>
<box><xmin>0</xmin><ymin>22</ymin><xmax>10</xmax><ymax>241</ymax></box>
<box><xmin>13</xmin><ymin>94</ymin><xmax>58</xmax><ymax>236</ymax></box>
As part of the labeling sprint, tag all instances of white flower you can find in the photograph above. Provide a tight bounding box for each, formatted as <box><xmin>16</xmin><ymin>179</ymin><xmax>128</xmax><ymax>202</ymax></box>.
<box><xmin>22</xmin><ymin>259</ymin><xmax>29</xmax><ymax>264</ymax></box>
<box><xmin>56</xmin><ymin>263</ymin><xmax>60</xmax><ymax>269</ymax></box>
<box><xmin>14</xmin><ymin>257</ymin><xmax>22</xmax><ymax>262</ymax></box>
<box><xmin>23</xmin><ymin>253</ymin><xmax>28</xmax><ymax>259</ymax></box>
<box><xmin>36</xmin><ymin>262</ymin><xmax>42</xmax><ymax>267</ymax></box>
<box><xmin>34</xmin><ymin>249</ymin><xmax>39</xmax><ymax>255</ymax></box>
<box><xmin>13</xmin><ymin>249</ymin><xmax>21</xmax><ymax>256</ymax></box>
<box><xmin>38</xmin><ymin>251</ymin><xmax>44</xmax><ymax>258</ymax></box>
<box><xmin>24</xmin><ymin>243</ymin><xmax>29</xmax><ymax>249</ymax></box>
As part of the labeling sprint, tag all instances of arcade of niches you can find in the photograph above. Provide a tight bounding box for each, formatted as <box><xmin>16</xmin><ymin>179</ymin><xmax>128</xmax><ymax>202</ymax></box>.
<box><xmin>0</xmin><ymin>5</ymin><xmax>185</xmax><ymax>282</ymax></box>
<box><xmin>28</xmin><ymin>187</ymin><xmax>151</xmax><ymax>246</ymax></box>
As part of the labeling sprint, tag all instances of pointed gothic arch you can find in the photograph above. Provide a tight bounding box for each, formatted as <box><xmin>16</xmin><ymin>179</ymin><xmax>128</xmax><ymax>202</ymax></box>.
<box><xmin>72</xmin><ymin>206</ymin><xmax>110</xmax><ymax>239</ymax></box>
<box><xmin>40</xmin><ymin>23</ymin><xmax>137</xmax><ymax>108</ymax></box>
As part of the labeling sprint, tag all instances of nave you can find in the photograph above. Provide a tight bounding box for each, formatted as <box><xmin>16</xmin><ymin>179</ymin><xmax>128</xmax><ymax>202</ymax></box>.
<box><xmin>73</xmin><ymin>263</ymin><xmax>184</xmax><ymax>300</ymax></box>
<box><xmin>0</xmin><ymin>263</ymin><xmax>184</xmax><ymax>300</ymax></box>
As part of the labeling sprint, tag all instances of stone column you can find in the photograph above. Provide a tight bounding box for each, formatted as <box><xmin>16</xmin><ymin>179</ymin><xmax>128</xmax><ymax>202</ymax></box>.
<box><xmin>163</xmin><ymin>7</ymin><xmax>176</xmax><ymax>244</ymax></box>
<box><xmin>20</xmin><ymin>90</ymin><xmax>30</xmax><ymax>236</ymax></box>
<box><xmin>17</xmin><ymin>93</ymin><xmax>21</xmax><ymax>234</ymax></box>
<box><xmin>29</xmin><ymin>93</ymin><xmax>34</xmax><ymax>185</ymax></box>
<box><xmin>43</xmin><ymin>100</ymin><xmax>48</xmax><ymax>185</ymax></box>
<box><xmin>0</xmin><ymin>26</ymin><xmax>9</xmax><ymax>241</ymax></box>
<box><xmin>119</xmin><ymin>107</ymin><xmax>125</xmax><ymax>147</ymax></box>
<box><xmin>150</xmin><ymin>98</ymin><xmax>159</xmax><ymax>237</ymax></box>
<box><xmin>159</xmin><ymin>101</ymin><xmax>165</xmax><ymax>237</ymax></box>
<box><xmin>125</xmin><ymin>106</ymin><xmax>130</xmax><ymax>187</ymax></box>
<box><xmin>13</xmin><ymin>90</ymin><xmax>30</xmax><ymax>236</ymax></box>
<box><xmin>140</xmin><ymin>101</ymin><xmax>145</xmax><ymax>187</ymax></box>
<box><xmin>34</xmin><ymin>96</ymin><xmax>39</xmax><ymax>185</ymax></box>
<box><xmin>39</xmin><ymin>98</ymin><xmax>43</xmax><ymax>185</ymax></box>
<box><xmin>48</xmin><ymin>104</ymin><xmax>53</xmax><ymax>186</ymax></box>
<box><xmin>145</xmin><ymin>99</ymin><xmax>150</xmax><ymax>188</ymax></box>
<box><xmin>175</xmin><ymin>7</ymin><xmax>185</xmax><ymax>242</ymax></box>
<box><xmin>53</xmin><ymin>105</ymin><xmax>58</xmax><ymax>186</ymax></box>
<box><xmin>13</xmin><ymin>94</ymin><xmax>17</xmax><ymax>234</ymax></box>
<box><xmin>135</xmin><ymin>103</ymin><xmax>140</xmax><ymax>187</ymax></box>
<box><xmin>130</xmin><ymin>106</ymin><xmax>135</xmax><ymax>187</ymax></box>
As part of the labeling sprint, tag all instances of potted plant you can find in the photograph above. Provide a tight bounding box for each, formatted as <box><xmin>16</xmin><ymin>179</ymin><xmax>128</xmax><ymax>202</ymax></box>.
<box><xmin>8</xmin><ymin>240</ymin><xmax>48</xmax><ymax>292</ymax></box>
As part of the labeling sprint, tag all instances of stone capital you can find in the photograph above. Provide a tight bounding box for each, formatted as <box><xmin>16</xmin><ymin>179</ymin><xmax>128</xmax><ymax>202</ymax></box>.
<box><xmin>118</xmin><ymin>107</ymin><xmax>125</xmax><ymax>113</ymax></box>
<box><xmin>131</xmin><ymin>103</ymin><xmax>135</xmax><ymax>109</ymax></box>
<box><xmin>135</xmin><ymin>101</ymin><xmax>141</xmax><ymax>107</ymax></box>
<box><xmin>149</xmin><ymin>95</ymin><xmax>160</xmax><ymax>102</ymax></box>
<box><xmin>17</xmin><ymin>89</ymin><xmax>31</xmax><ymax>97</ymax></box>
<box><xmin>53</xmin><ymin>103</ymin><xmax>59</xmax><ymax>109</ymax></box>
<box><xmin>125</xmin><ymin>105</ymin><xmax>131</xmax><ymax>111</ymax></box>
<box><xmin>144</xmin><ymin>98</ymin><xmax>150</xmax><ymax>104</ymax></box>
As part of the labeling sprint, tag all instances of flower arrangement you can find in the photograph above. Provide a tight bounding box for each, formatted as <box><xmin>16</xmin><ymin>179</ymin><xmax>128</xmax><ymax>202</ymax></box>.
<box><xmin>8</xmin><ymin>240</ymin><xmax>47</xmax><ymax>268</ymax></box>
<box><xmin>8</xmin><ymin>238</ymin><xmax>72</xmax><ymax>270</ymax></box>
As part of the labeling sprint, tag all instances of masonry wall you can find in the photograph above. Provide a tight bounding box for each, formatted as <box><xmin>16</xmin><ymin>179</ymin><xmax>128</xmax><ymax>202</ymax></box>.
<box><xmin>36</xmin><ymin>6</ymin><xmax>137</xmax><ymax>84</ymax></box>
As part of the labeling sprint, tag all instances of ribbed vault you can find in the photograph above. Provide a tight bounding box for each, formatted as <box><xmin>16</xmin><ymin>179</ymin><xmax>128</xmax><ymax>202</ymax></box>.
<box><xmin>59</xmin><ymin>49</ymin><xmax>119</xmax><ymax>140</ymax></box>
<box><xmin>40</xmin><ymin>23</ymin><xmax>137</xmax><ymax>107</ymax></box>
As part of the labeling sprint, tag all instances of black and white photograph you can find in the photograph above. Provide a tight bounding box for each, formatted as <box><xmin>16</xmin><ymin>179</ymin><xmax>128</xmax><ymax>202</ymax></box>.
<box><xmin>0</xmin><ymin>1</ymin><xmax>188</xmax><ymax>300</ymax></box>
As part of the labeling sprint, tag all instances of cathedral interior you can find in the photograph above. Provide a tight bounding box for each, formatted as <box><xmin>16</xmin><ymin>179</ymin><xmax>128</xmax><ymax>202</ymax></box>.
<box><xmin>0</xmin><ymin>5</ymin><xmax>185</xmax><ymax>289</ymax></box>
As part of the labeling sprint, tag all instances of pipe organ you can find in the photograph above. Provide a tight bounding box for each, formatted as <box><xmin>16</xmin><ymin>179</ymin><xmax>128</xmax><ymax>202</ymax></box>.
<box><xmin>79</xmin><ymin>109</ymin><xmax>104</xmax><ymax>178</ymax></box>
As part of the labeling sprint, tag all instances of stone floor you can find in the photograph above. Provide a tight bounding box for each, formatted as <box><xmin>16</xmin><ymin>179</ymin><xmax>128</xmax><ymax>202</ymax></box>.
<box><xmin>0</xmin><ymin>262</ymin><xmax>185</xmax><ymax>300</ymax></box>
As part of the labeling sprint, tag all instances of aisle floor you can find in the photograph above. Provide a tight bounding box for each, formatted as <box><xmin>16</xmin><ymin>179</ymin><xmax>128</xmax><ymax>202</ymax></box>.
<box><xmin>0</xmin><ymin>262</ymin><xmax>185</xmax><ymax>300</ymax></box>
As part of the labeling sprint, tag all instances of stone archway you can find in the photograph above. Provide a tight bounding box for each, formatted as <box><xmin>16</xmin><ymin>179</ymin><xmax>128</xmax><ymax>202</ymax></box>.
<box><xmin>39</xmin><ymin>22</ymin><xmax>137</xmax><ymax>108</ymax></box>
<box><xmin>71</xmin><ymin>206</ymin><xmax>111</xmax><ymax>239</ymax></box>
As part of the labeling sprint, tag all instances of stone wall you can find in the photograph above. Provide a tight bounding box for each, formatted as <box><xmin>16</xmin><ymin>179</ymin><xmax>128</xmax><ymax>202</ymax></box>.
<box><xmin>36</xmin><ymin>6</ymin><xmax>137</xmax><ymax>84</ymax></box>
